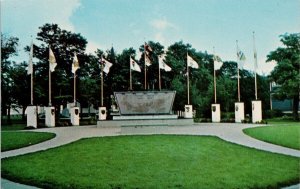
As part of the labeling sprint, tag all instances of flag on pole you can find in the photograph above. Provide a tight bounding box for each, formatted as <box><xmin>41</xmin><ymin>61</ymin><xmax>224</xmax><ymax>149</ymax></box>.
<box><xmin>130</xmin><ymin>57</ymin><xmax>141</xmax><ymax>72</ymax></box>
<box><xmin>145</xmin><ymin>55</ymin><xmax>152</xmax><ymax>66</ymax></box>
<box><xmin>144</xmin><ymin>42</ymin><xmax>152</xmax><ymax>66</ymax></box>
<box><xmin>237</xmin><ymin>50</ymin><xmax>246</xmax><ymax>61</ymax></box>
<box><xmin>254</xmin><ymin>50</ymin><xmax>258</xmax><ymax>70</ymax></box>
<box><xmin>27</xmin><ymin>42</ymin><xmax>33</xmax><ymax>75</ymax></box>
<box><xmin>187</xmin><ymin>54</ymin><xmax>199</xmax><ymax>69</ymax></box>
<box><xmin>145</xmin><ymin>42</ymin><xmax>153</xmax><ymax>53</ymax></box>
<box><xmin>101</xmin><ymin>57</ymin><xmax>113</xmax><ymax>74</ymax></box>
<box><xmin>237</xmin><ymin>50</ymin><xmax>246</xmax><ymax>68</ymax></box>
<box><xmin>49</xmin><ymin>47</ymin><xmax>57</xmax><ymax>72</ymax></box>
<box><xmin>213</xmin><ymin>55</ymin><xmax>223</xmax><ymax>70</ymax></box>
<box><xmin>72</xmin><ymin>53</ymin><xmax>80</xmax><ymax>74</ymax></box>
<box><xmin>159</xmin><ymin>54</ymin><xmax>172</xmax><ymax>72</ymax></box>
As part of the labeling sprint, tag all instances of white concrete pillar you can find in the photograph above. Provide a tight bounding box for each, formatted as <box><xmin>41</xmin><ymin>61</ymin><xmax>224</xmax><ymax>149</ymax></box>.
<box><xmin>211</xmin><ymin>104</ymin><xmax>221</xmax><ymax>122</ymax></box>
<box><xmin>45</xmin><ymin>106</ymin><xmax>55</xmax><ymax>127</ymax></box>
<box><xmin>60</xmin><ymin>105</ymin><xmax>63</xmax><ymax>114</ymax></box>
<box><xmin>184</xmin><ymin>105</ymin><xmax>193</xmax><ymax>118</ymax></box>
<box><xmin>37</xmin><ymin>106</ymin><xmax>43</xmax><ymax>114</ymax></box>
<box><xmin>70</xmin><ymin>107</ymin><xmax>80</xmax><ymax>126</ymax></box>
<box><xmin>252</xmin><ymin>100</ymin><xmax>262</xmax><ymax>123</ymax></box>
<box><xmin>235</xmin><ymin>102</ymin><xmax>245</xmax><ymax>123</ymax></box>
<box><xmin>99</xmin><ymin>107</ymin><xmax>107</xmax><ymax>120</ymax></box>
<box><xmin>26</xmin><ymin>106</ymin><xmax>38</xmax><ymax>128</ymax></box>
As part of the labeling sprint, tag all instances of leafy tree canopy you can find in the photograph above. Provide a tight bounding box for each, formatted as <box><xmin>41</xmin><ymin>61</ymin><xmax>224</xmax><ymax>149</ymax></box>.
<box><xmin>267</xmin><ymin>33</ymin><xmax>300</xmax><ymax>120</ymax></box>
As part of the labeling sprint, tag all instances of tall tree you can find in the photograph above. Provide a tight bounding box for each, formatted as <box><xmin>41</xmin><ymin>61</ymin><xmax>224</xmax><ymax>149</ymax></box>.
<box><xmin>10</xmin><ymin>62</ymin><xmax>30</xmax><ymax>120</ymax></box>
<box><xmin>267</xmin><ymin>33</ymin><xmax>300</xmax><ymax>120</ymax></box>
<box><xmin>32</xmin><ymin>23</ymin><xmax>88</xmax><ymax>107</ymax></box>
<box><xmin>1</xmin><ymin>33</ymin><xmax>19</xmax><ymax>123</ymax></box>
<box><xmin>138</xmin><ymin>41</ymin><xmax>164</xmax><ymax>90</ymax></box>
<box><xmin>113</xmin><ymin>48</ymin><xmax>140</xmax><ymax>91</ymax></box>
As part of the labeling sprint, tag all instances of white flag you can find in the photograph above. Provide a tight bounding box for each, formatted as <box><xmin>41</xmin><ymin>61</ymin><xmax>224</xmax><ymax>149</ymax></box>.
<box><xmin>27</xmin><ymin>42</ymin><xmax>33</xmax><ymax>75</ymax></box>
<box><xmin>159</xmin><ymin>54</ymin><xmax>171</xmax><ymax>72</ymax></box>
<box><xmin>145</xmin><ymin>55</ymin><xmax>151</xmax><ymax>66</ymax></box>
<box><xmin>254</xmin><ymin>51</ymin><xmax>258</xmax><ymax>70</ymax></box>
<box><xmin>213</xmin><ymin>55</ymin><xmax>223</xmax><ymax>70</ymax></box>
<box><xmin>102</xmin><ymin>57</ymin><xmax>113</xmax><ymax>74</ymax></box>
<box><xmin>187</xmin><ymin>54</ymin><xmax>199</xmax><ymax>69</ymax></box>
<box><xmin>49</xmin><ymin>47</ymin><xmax>57</xmax><ymax>72</ymax></box>
<box><xmin>237</xmin><ymin>50</ymin><xmax>246</xmax><ymax>68</ymax></box>
<box><xmin>130</xmin><ymin>57</ymin><xmax>141</xmax><ymax>72</ymax></box>
<box><xmin>72</xmin><ymin>53</ymin><xmax>80</xmax><ymax>74</ymax></box>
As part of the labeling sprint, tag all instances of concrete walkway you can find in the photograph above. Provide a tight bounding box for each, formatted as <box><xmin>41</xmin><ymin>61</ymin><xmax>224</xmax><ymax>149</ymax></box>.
<box><xmin>1</xmin><ymin>123</ymin><xmax>300</xmax><ymax>188</ymax></box>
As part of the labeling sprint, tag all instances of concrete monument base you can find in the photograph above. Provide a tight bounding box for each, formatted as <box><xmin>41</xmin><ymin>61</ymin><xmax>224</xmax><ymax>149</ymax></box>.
<box><xmin>211</xmin><ymin>104</ymin><xmax>221</xmax><ymax>122</ymax></box>
<box><xmin>252</xmin><ymin>100</ymin><xmax>262</xmax><ymax>123</ymax></box>
<box><xmin>26</xmin><ymin>106</ymin><xmax>38</xmax><ymax>128</ymax></box>
<box><xmin>113</xmin><ymin>114</ymin><xmax>178</xmax><ymax>120</ymax></box>
<box><xmin>97</xmin><ymin>118</ymin><xmax>193</xmax><ymax>127</ymax></box>
<box><xmin>70</xmin><ymin>107</ymin><xmax>80</xmax><ymax>126</ymax></box>
<box><xmin>98</xmin><ymin>107</ymin><xmax>107</xmax><ymax>120</ymax></box>
<box><xmin>45</xmin><ymin>106</ymin><xmax>55</xmax><ymax>127</ymax></box>
<box><xmin>235</xmin><ymin>102</ymin><xmax>245</xmax><ymax>123</ymax></box>
<box><xmin>184</xmin><ymin>105</ymin><xmax>193</xmax><ymax>118</ymax></box>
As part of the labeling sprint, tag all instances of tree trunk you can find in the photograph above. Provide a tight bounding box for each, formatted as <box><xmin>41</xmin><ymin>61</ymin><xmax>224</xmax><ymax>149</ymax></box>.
<box><xmin>7</xmin><ymin>105</ymin><xmax>11</xmax><ymax>124</ymax></box>
<box><xmin>292</xmin><ymin>94</ymin><xmax>299</xmax><ymax>120</ymax></box>
<box><xmin>22</xmin><ymin>106</ymin><xmax>26</xmax><ymax>121</ymax></box>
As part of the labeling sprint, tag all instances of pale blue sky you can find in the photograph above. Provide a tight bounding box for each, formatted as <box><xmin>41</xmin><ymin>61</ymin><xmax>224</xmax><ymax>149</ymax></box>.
<box><xmin>2</xmin><ymin>0</ymin><xmax>300</xmax><ymax>74</ymax></box>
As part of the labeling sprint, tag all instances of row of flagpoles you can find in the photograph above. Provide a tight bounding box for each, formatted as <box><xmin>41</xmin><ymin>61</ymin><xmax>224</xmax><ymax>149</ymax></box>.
<box><xmin>27</xmin><ymin>32</ymin><xmax>260</xmax><ymax>107</ymax></box>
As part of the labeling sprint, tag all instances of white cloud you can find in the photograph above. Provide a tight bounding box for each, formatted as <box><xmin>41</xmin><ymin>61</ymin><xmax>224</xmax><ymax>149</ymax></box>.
<box><xmin>154</xmin><ymin>32</ymin><xmax>165</xmax><ymax>44</ymax></box>
<box><xmin>86</xmin><ymin>41</ymin><xmax>102</xmax><ymax>55</ymax></box>
<box><xmin>150</xmin><ymin>18</ymin><xmax>177</xmax><ymax>45</ymax></box>
<box><xmin>150</xmin><ymin>18</ymin><xmax>176</xmax><ymax>30</ymax></box>
<box><xmin>2</xmin><ymin>0</ymin><xmax>81</xmax><ymax>62</ymax></box>
<box><xmin>243</xmin><ymin>57</ymin><xmax>276</xmax><ymax>75</ymax></box>
<box><xmin>2</xmin><ymin>0</ymin><xmax>81</xmax><ymax>32</ymax></box>
<box><xmin>257</xmin><ymin>58</ymin><xmax>276</xmax><ymax>75</ymax></box>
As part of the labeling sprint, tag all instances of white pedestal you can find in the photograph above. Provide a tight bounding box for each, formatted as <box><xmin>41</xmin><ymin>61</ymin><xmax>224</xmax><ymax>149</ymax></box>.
<box><xmin>235</xmin><ymin>102</ymin><xmax>245</xmax><ymax>123</ymax></box>
<box><xmin>211</xmin><ymin>104</ymin><xmax>221</xmax><ymax>122</ymax></box>
<box><xmin>26</xmin><ymin>106</ymin><xmax>38</xmax><ymax>128</ymax></box>
<box><xmin>252</xmin><ymin>100</ymin><xmax>262</xmax><ymax>123</ymax></box>
<box><xmin>45</xmin><ymin>106</ymin><xmax>55</xmax><ymax>127</ymax></box>
<box><xmin>99</xmin><ymin>107</ymin><xmax>107</xmax><ymax>120</ymax></box>
<box><xmin>184</xmin><ymin>105</ymin><xmax>193</xmax><ymax>118</ymax></box>
<box><xmin>70</xmin><ymin>107</ymin><xmax>80</xmax><ymax>126</ymax></box>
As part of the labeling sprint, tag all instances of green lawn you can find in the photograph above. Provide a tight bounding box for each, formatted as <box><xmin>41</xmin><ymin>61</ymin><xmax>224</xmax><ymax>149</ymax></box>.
<box><xmin>1</xmin><ymin>123</ymin><xmax>27</xmax><ymax>131</ymax></box>
<box><xmin>2</xmin><ymin>135</ymin><xmax>299</xmax><ymax>189</ymax></box>
<box><xmin>1</xmin><ymin>131</ymin><xmax>56</xmax><ymax>152</ymax></box>
<box><xmin>244</xmin><ymin>122</ymin><xmax>300</xmax><ymax>150</ymax></box>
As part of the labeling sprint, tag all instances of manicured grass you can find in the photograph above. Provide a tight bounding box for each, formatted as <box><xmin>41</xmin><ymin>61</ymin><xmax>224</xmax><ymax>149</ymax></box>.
<box><xmin>1</xmin><ymin>132</ymin><xmax>56</xmax><ymax>152</ymax></box>
<box><xmin>244</xmin><ymin>122</ymin><xmax>300</xmax><ymax>150</ymax></box>
<box><xmin>2</xmin><ymin>135</ymin><xmax>299</xmax><ymax>189</ymax></box>
<box><xmin>1</xmin><ymin>123</ymin><xmax>27</xmax><ymax>131</ymax></box>
<box><xmin>266</xmin><ymin>118</ymin><xmax>299</xmax><ymax>125</ymax></box>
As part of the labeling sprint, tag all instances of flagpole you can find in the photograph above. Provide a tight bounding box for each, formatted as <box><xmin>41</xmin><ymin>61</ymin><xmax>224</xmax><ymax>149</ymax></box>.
<box><xmin>30</xmin><ymin>41</ymin><xmax>33</xmax><ymax>105</ymax></box>
<box><xmin>74</xmin><ymin>72</ymin><xmax>76</xmax><ymax>104</ymax></box>
<box><xmin>49</xmin><ymin>59</ymin><xmax>51</xmax><ymax>106</ymax></box>
<box><xmin>236</xmin><ymin>40</ymin><xmax>241</xmax><ymax>102</ymax></box>
<box><xmin>253</xmin><ymin>31</ymin><xmax>258</xmax><ymax>100</ymax></box>
<box><xmin>213</xmin><ymin>47</ymin><xmax>217</xmax><ymax>104</ymax></box>
<box><xmin>159</xmin><ymin>57</ymin><xmax>161</xmax><ymax>90</ymax></box>
<box><xmin>101</xmin><ymin>62</ymin><xmax>104</xmax><ymax>107</ymax></box>
<box><xmin>144</xmin><ymin>43</ymin><xmax>147</xmax><ymax>90</ymax></box>
<box><xmin>48</xmin><ymin>46</ymin><xmax>52</xmax><ymax>106</ymax></box>
<box><xmin>270</xmin><ymin>82</ymin><xmax>273</xmax><ymax>110</ymax></box>
<box><xmin>187</xmin><ymin>53</ymin><xmax>190</xmax><ymax>105</ymax></box>
<box><xmin>130</xmin><ymin>57</ymin><xmax>132</xmax><ymax>90</ymax></box>
<box><xmin>31</xmin><ymin>66</ymin><xmax>33</xmax><ymax>105</ymax></box>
